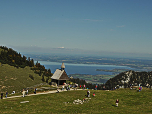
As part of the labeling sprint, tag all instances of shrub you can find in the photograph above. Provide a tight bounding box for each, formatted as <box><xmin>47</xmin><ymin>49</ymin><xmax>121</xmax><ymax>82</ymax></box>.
<box><xmin>29</xmin><ymin>74</ymin><xmax>34</xmax><ymax>80</ymax></box>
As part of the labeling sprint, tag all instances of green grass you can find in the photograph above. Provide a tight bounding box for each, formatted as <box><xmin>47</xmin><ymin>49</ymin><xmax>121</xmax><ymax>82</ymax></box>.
<box><xmin>0</xmin><ymin>63</ymin><xmax>47</xmax><ymax>94</ymax></box>
<box><xmin>0</xmin><ymin>88</ymin><xmax>152</xmax><ymax>113</ymax></box>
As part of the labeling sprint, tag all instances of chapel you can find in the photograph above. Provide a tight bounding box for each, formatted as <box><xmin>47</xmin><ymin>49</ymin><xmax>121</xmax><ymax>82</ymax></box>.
<box><xmin>51</xmin><ymin>63</ymin><xmax>69</xmax><ymax>85</ymax></box>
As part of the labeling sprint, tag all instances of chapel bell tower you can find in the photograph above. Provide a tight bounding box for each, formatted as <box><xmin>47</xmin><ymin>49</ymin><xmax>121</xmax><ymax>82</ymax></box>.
<box><xmin>61</xmin><ymin>63</ymin><xmax>65</xmax><ymax>71</ymax></box>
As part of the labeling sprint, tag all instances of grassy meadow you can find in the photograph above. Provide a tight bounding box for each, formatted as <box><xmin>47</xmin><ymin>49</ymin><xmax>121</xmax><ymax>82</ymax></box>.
<box><xmin>0</xmin><ymin>63</ymin><xmax>48</xmax><ymax>93</ymax></box>
<box><xmin>0</xmin><ymin>88</ymin><xmax>152</xmax><ymax>113</ymax></box>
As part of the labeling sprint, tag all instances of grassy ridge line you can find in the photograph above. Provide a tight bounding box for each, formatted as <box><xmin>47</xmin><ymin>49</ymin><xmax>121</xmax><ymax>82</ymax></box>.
<box><xmin>0</xmin><ymin>88</ymin><xmax>152</xmax><ymax>113</ymax></box>
<box><xmin>0</xmin><ymin>63</ymin><xmax>43</xmax><ymax>93</ymax></box>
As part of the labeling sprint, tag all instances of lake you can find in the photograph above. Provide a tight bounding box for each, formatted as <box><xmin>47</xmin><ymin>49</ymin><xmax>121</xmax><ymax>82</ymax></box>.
<box><xmin>37</xmin><ymin>61</ymin><xmax>135</xmax><ymax>75</ymax></box>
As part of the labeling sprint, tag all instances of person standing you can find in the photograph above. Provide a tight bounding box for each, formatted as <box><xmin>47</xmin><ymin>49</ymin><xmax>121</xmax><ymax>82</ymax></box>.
<box><xmin>75</xmin><ymin>83</ymin><xmax>78</xmax><ymax>90</ymax></box>
<box><xmin>1</xmin><ymin>93</ymin><xmax>3</xmax><ymax>99</ymax></box>
<box><xmin>115</xmin><ymin>99</ymin><xmax>119</xmax><ymax>107</ymax></box>
<box><xmin>62</xmin><ymin>85</ymin><xmax>64</xmax><ymax>91</ymax></box>
<box><xmin>95</xmin><ymin>85</ymin><xmax>97</xmax><ymax>90</ymax></box>
<box><xmin>6</xmin><ymin>91</ymin><xmax>8</xmax><ymax>98</ymax></box>
<box><xmin>34</xmin><ymin>88</ymin><xmax>37</xmax><ymax>94</ymax></box>
<box><xmin>26</xmin><ymin>89</ymin><xmax>28</xmax><ymax>95</ymax></box>
<box><xmin>80</xmin><ymin>85</ymin><xmax>81</xmax><ymax>89</ymax></box>
<box><xmin>83</xmin><ymin>84</ymin><xmax>85</xmax><ymax>90</ymax></box>
<box><xmin>23</xmin><ymin>89</ymin><xmax>25</xmax><ymax>97</ymax></box>
<box><xmin>68</xmin><ymin>84</ymin><xmax>70</xmax><ymax>90</ymax></box>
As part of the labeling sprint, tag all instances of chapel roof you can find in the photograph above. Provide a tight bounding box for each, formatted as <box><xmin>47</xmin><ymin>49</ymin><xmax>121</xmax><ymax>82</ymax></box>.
<box><xmin>51</xmin><ymin>69</ymin><xmax>69</xmax><ymax>80</ymax></box>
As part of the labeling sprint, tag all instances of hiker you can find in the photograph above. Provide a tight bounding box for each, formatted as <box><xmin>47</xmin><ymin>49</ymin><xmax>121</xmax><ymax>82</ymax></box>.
<box><xmin>34</xmin><ymin>88</ymin><xmax>37</xmax><ymax>94</ymax></box>
<box><xmin>26</xmin><ymin>89</ymin><xmax>28</xmax><ymax>95</ymax></box>
<box><xmin>93</xmin><ymin>92</ymin><xmax>95</xmax><ymax>97</ymax></box>
<box><xmin>80</xmin><ymin>85</ymin><xmax>81</xmax><ymax>89</ymax></box>
<box><xmin>6</xmin><ymin>91</ymin><xmax>8</xmax><ymax>98</ymax></box>
<box><xmin>75</xmin><ymin>84</ymin><xmax>78</xmax><ymax>90</ymax></box>
<box><xmin>115</xmin><ymin>99</ymin><xmax>119</xmax><ymax>107</ymax></box>
<box><xmin>66</xmin><ymin>85</ymin><xmax>69</xmax><ymax>91</ymax></box>
<box><xmin>68</xmin><ymin>84</ymin><xmax>70</xmax><ymax>90</ymax></box>
<box><xmin>74</xmin><ymin>83</ymin><xmax>78</xmax><ymax>90</ymax></box>
<box><xmin>1</xmin><ymin>93</ymin><xmax>3</xmax><ymax>99</ymax></box>
<box><xmin>62</xmin><ymin>85</ymin><xmax>64</xmax><ymax>91</ymax></box>
<box><xmin>95</xmin><ymin>85</ymin><xmax>97</xmax><ymax>90</ymax></box>
<box><xmin>139</xmin><ymin>87</ymin><xmax>141</xmax><ymax>92</ymax></box>
<box><xmin>83</xmin><ymin>84</ymin><xmax>85</xmax><ymax>90</ymax></box>
<box><xmin>22</xmin><ymin>89</ymin><xmax>26</xmax><ymax>97</ymax></box>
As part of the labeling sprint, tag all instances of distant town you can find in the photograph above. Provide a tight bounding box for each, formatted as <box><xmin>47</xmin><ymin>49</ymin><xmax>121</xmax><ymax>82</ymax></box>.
<box><xmin>26</xmin><ymin>53</ymin><xmax>152</xmax><ymax>71</ymax></box>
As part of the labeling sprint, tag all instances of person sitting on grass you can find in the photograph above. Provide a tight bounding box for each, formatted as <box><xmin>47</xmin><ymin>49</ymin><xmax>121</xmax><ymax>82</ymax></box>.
<box><xmin>83</xmin><ymin>98</ymin><xmax>86</xmax><ymax>102</ymax></box>
<box><xmin>93</xmin><ymin>92</ymin><xmax>95</xmax><ymax>97</ymax></box>
<box><xmin>115</xmin><ymin>99</ymin><xmax>119</xmax><ymax>107</ymax></box>
<box><xmin>139</xmin><ymin>86</ymin><xmax>141</xmax><ymax>92</ymax></box>
<box><xmin>87</xmin><ymin>90</ymin><xmax>90</xmax><ymax>97</ymax></box>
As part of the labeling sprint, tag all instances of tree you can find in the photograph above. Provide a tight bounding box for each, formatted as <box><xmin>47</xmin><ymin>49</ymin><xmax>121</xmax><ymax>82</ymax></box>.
<box><xmin>42</xmin><ymin>75</ymin><xmax>45</xmax><ymax>82</ymax></box>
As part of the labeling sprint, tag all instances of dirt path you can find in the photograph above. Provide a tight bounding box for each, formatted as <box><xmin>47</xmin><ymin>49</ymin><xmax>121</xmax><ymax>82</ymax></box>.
<box><xmin>2</xmin><ymin>89</ymin><xmax>82</xmax><ymax>99</ymax></box>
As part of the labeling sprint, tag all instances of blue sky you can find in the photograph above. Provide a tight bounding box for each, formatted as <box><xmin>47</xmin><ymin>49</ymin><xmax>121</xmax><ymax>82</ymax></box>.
<box><xmin>0</xmin><ymin>0</ymin><xmax>152</xmax><ymax>57</ymax></box>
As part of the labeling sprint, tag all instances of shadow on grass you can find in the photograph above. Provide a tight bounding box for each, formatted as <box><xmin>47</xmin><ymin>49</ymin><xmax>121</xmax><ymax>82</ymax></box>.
<box><xmin>112</xmin><ymin>104</ymin><xmax>117</xmax><ymax>107</ymax></box>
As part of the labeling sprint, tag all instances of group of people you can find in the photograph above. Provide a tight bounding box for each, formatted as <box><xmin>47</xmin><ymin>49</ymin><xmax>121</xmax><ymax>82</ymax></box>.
<box><xmin>86</xmin><ymin>90</ymin><xmax>95</xmax><ymax>97</ymax></box>
<box><xmin>61</xmin><ymin>83</ymin><xmax>98</xmax><ymax>91</ymax></box>
<box><xmin>1</xmin><ymin>91</ymin><xmax>8</xmax><ymax>99</ymax></box>
<box><xmin>22</xmin><ymin>88</ymin><xmax>37</xmax><ymax>97</ymax></box>
<box><xmin>1</xmin><ymin>86</ymin><xmax>120</xmax><ymax>107</ymax></box>
<box><xmin>61</xmin><ymin>83</ymin><xmax>79</xmax><ymax>91</ymax></box>
<box><xmin>79</xmin><ymin>84</ymin><xmax>86</xmax><ymax>90</ymax></box>
<box><xmin>22</xmin><ymin>89</ymin><xmax>29</xmax><ymax>97</ymax></box>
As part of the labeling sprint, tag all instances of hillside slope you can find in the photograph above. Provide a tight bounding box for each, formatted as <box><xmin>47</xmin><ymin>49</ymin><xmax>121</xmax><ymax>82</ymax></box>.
<box><xmin>105</xmin><ymin>70</ymin><xmax>152</xmax><ymax>90</ymax></box>
<box><xmin>0</xmin><ymin>63</ymin><xmax>43</xmax><ymax>93</ymax></box>
<box><xmin>0</xmin><ymin>46</ymin><xmax>53</xmax><ymax>93</ymax></box>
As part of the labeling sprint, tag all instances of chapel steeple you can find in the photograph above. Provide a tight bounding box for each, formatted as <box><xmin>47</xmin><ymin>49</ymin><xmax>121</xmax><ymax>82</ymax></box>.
<box><xmin>61</xmin><ymin>63</ymin><xmax>65</xmax><ymax>71</ymax></box>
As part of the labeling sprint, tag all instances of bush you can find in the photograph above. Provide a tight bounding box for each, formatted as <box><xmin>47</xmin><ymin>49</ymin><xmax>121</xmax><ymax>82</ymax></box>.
<box><xmin>29</xmin><ymin>74</ymin><xmax>34</xmax><ymax>80</ymax></box>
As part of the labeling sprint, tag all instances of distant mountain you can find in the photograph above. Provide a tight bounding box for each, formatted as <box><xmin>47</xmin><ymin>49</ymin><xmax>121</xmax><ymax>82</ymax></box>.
<box><xmin>105</xmin><ymin>70</ymin><xmax>152</xmax><ymax>90</ymax></box>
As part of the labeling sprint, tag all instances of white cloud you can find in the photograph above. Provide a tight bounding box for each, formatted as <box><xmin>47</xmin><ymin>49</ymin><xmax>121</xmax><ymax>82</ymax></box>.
<box><xmin>57</xmin><ymin>47</ymin><xmax>65</xmax><ymax>49</ymax></box>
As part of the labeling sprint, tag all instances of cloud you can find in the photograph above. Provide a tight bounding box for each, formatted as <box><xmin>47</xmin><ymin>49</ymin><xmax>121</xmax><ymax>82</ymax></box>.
<box><xmin>117</xmin><ymin>25</ymin><xmax>125</xmax><ymax>28</ymax></box>
<box><xmin>83</xmin><ymin>19</ymin><xmax>103</xmax><ymax>22</ymax></box>
<box><xmin>57</xmin><ymin>47</ymin><xmax>65</xmax><ymax>49</ymax></box>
